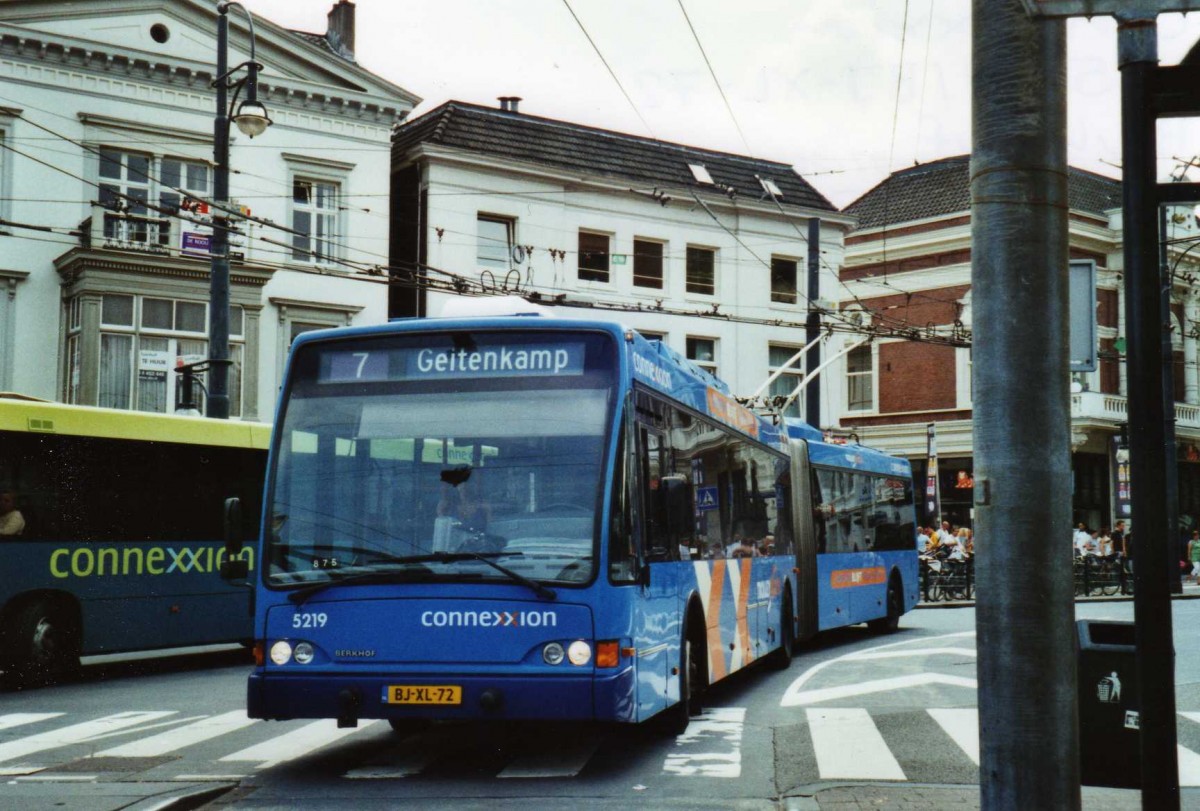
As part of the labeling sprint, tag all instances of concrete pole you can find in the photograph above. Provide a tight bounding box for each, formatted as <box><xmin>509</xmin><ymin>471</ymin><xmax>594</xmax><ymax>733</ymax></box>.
<box><xmin>971</xmin><ymin>2</ymin><xmax>1078</xmax><ymax>808</ymax></box>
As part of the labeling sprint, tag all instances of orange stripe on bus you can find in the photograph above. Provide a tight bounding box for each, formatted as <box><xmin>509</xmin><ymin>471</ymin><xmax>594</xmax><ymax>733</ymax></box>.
<box><xmin>737</xmin><ymin>559</ymin><xmax>754</xmax><ymax>665</ymax></box>
<box><xmin>706</xmin><ymin>560</ymin><xmax>727</xmax><ymax>681</ymax></box>
<box><xmin>830</xmin><ymin>566</ymin><xmax>887</xmax><ymax>589</ymax></box>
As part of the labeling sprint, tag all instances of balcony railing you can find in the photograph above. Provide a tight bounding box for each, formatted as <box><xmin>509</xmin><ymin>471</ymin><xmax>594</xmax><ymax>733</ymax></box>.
<box><xmin>1071</xmin><ymin>390</ymin><xmax>1200</xmax><ymax>431</ymax></box>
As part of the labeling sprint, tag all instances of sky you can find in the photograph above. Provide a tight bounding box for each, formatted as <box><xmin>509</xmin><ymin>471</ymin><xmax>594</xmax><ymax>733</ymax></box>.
<box><xmin>241</xmin><ymin>0</ymin><xmax>1200</xmax><ymax>209</ymax></box>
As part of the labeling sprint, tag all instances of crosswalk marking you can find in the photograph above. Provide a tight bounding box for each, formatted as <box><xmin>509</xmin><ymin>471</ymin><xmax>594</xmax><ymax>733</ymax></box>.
<box><xmin>0</xmin><ymin>706</ymin><xmax>1195</xmax><ymax>784</ymax></box>
<box><xmin>96</xmin><ymin>711</ymin><xmax>259</xmax><ymax>757</ymax></box>
<box><xmin>807</xmin><ymin>708</ymin><xmax>906</xmax><ymax>781</ymax></box>
<box><xmin>1179</xmin><ymin>744</ymin><xmax>1200</xmax><ymax>787</ymax></box>
<box><xmin>0</xmin><ymin>714</ymin><xmax>63</xmax><ymax>732</ymax></box>
<box><xmin>219</xmin><ymin>720</ymin><xmax>379</xmax><ymax>770</ymax></box>
<box><xmin>498</xmin><ymin>732</ymin><xmax>603</xmax><ymax>778</ymax></box>
<box><xmin>0</xmin><ymin>711</ymin><xmax>175</xmax><ymax>765</ymax></box>
<box><xmin>927</xmin><ymin>708</ymin><xmax>980</xmax><ymax>765</ymax></box>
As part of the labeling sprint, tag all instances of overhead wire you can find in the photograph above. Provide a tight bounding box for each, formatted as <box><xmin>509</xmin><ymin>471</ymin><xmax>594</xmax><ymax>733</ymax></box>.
<box><xmin>559</xmin><ymin>0</ymin><xmax>657</xmax><ymax>139</ymax></box>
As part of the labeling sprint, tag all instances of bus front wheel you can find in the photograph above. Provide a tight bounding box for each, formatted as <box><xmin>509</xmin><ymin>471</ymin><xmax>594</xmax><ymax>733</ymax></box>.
<box><xmin>663</xmin><ymin>634</ymin><xmax>702</xmax><ymax>735</ymax></box>
<box><xmin>868</xmin><ymin>577</ymin><xmax>902</xmax><ymax>634</ymax></box>
<box><xmin>5</xmin><ymin>599</ymin><xmax>81</xmax><ymax>688</ymax></box>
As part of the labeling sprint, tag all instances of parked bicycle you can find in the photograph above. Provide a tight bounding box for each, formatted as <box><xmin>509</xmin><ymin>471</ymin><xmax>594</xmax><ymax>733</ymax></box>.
<box><xmin>920</xmin><ymin>554</ymin><xmax>974</xmax><ymax>602</ymax></box>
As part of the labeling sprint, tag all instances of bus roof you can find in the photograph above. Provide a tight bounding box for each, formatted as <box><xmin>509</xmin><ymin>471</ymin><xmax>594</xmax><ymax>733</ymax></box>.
<box><xmin>0</xmin><ymin>395</ymin><xmax>271</xmax><ymax>450</ymax></box>
<box><xmin>783</xmin><ymin>419</ymin><xmax>911</xmax><ymax>477</ymax></box>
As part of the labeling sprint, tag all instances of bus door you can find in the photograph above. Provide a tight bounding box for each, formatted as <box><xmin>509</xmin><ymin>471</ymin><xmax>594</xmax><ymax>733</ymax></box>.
<box><xmin>634</xmin><ymin>414</ymin><xmax>683</xmax><ymax>719</ymax></box>
<box><xmin>790</xmin><ymin>441</ymin><xmax>819</xmax><ymax>641</ymax></box>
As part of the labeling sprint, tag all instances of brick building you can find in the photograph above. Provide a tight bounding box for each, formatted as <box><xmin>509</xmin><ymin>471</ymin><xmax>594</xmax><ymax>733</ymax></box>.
<box><xmin>834</xmin><ymin>155</ymin><xmax>1200</xmax><ymax>531</ymax></box>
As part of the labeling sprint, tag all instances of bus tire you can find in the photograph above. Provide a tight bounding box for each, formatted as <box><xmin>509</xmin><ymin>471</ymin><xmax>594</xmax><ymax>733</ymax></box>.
<box><xmin>868</xmin><ymin>576</ymin><xmax>902</xmax><ymax>634</ymax></box>
<box><xmin>768</xmin><ymin>587</ymin><xmax>795</xmax><ymax>670</ymax></box>
<box><xmin>5</xmin><ymin>599</ymin><xmax>81</xmax><ymax>688</ymax></box>
<box><xmin>663</xmin><ymin>627</ymin><xmax>703</xmax><ymax>736</ymax></box>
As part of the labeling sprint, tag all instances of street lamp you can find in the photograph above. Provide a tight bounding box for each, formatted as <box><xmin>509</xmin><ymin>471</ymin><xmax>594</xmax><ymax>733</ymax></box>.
<box><xmin>207</xmin><ymin>1</ymin><xmax>272</xmax><ymax>419</ymax></box>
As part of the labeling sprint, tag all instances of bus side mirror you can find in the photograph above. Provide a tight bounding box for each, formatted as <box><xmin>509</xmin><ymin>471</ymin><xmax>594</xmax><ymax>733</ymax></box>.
<box><xmin>663</xmin><ymin>475</ymin><xmax>691</xmax><ymax>538</ymax></box>
<box><xmin>221</xmin><ymin>497</ymin><xmax>249</xmax><ymax>580</ymax></box>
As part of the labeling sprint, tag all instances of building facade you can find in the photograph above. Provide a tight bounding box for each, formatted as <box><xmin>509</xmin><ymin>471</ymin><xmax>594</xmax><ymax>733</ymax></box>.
<box><xmin>0</xmin><ymin>0</ymin><xmax>418</xmax><ymax>419</ymax></box>
<box><xmin>389</xmin><ymin>99</ymin><xmax>853</xmax><ymax>412</ymax></box>
<box><xmin>833</xmin><ymin>155</ymin><xmax>1200</xmax><ymax>531</ymax></box>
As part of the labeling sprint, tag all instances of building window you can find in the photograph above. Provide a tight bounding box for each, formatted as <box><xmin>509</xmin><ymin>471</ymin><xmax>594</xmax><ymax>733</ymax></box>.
<box><xmin>71</xmin><ymin>294</ymin><xmax>244</xmax><ymax>417</ymax></box>
<box><xmin>686</xmin><ymin>246</ymin><xmax>715</xmax><ymax>296</ymax></box>
<box><xmin>847</xmin><ymin>344</ymin><xmax>874</xmax><ymax>412</ymax></box>
<box><xmin>478</xmin><ymin>215</ymin><xmax>515</xmax><ymax>271</ymax></box>
<box><xmin>579</xmin><ymin>231</ymin><xmax>610</xmax><ymax>283</ymax></box>
<box><xmin>771</xmin><ymin>256</ymin><xmax>798</xmax><ymax>304</ymax></box>
<box><xmin>292</xmin><ymin>179</ymin><xmax>339</xmax><ymax>265</ymax></box>
<box><xmin>158</xmin><ymin>157</ymin><xmax>211</xmax><ymax>246</ymax></box>
<box><xmin>633</xmin><ymin>238</ymin><xmax>664</xmax><ymax>289</ymax></box>
<box><xmin>768</xmin><ymin>344</ymin><xmax>803</xmax><ymax>417</ymax></box>
<box><xmin>98</xmin><ymin>148</ymin><xmax>158</xmax><ymax>244</ymax></box>
<box><xmin>687</xmin><ymin>336</ymin><xmax>717</xmax><ymax>377</ymax></box>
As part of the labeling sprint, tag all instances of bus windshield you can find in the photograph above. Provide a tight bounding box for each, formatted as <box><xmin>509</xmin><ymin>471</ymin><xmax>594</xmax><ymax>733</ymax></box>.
<box><xmin>265</xmin><ymin>330</ymin><xmax>616</xmax><ymax>592</ymax></box>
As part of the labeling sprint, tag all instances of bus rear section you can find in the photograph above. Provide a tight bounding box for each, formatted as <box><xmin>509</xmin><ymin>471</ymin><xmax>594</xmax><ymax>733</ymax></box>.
<box><xmin>245</xmin><ymin>324</ymin><xmax>639</xmax><ymax>726</ymax></box>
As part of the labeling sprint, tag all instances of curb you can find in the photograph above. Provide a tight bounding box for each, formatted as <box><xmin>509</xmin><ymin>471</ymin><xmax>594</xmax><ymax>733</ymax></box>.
<box><xmin>123</xmin><ymin>783</ymin><xmax>236</xmax><ymax>811</ymax></box>
<box><xmin>916</xmin><ymin>589</ymin><xmax>1200</xmax><ymax>609</ymax></box>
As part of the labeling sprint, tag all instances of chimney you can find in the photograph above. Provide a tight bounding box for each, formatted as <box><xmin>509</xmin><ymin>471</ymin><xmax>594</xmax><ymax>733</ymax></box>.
<box><xmin>326</xmin><ymin>0</ymin><xmax>355</xmax><ymax>60</ymax></box>
<box><xmin>498</xmin><ymin>96</ymin><xmax>522</xmax><ymax>113</ymax></box>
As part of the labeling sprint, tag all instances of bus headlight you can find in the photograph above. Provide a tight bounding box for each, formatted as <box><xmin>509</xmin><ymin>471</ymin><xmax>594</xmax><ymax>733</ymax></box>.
<box><xmin>542</xmin><ymin>642</ymin><xmax>565</xmax><ymax>665</ymax></box>
<box><xmin>293</xmin><ymin>642</ymin><xmax>315</xmax><ymax>665</ymax></box>
<box><xmin>567</xmin><ymin>640</ymin><xmax>592</xmax><ymax>666</ymax></box>
<box><xmin>269</xmin><ymin>640</ymin><xmax>293</xmax><ymax>665</ymax></box>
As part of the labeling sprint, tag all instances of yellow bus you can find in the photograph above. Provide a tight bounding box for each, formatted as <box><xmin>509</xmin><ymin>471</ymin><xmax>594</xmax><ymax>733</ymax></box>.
<box><xmin>0</xmin><ymin>395</ymin><xmax>269</xmax><ymax>687</ymax></box>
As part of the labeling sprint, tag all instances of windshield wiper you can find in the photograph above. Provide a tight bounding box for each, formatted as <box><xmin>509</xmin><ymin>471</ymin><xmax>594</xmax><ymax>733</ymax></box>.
<box><xmin>285</xmin><ymin>550</ymin><xmax>556</xmax><ymax>604</ymax></box>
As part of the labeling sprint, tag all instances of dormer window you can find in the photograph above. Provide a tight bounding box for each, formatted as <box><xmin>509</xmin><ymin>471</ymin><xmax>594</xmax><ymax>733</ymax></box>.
<box><xmin>688</xmin><ymin>163</ymin><xmax>714</xmax><ymax>184</ymax></box>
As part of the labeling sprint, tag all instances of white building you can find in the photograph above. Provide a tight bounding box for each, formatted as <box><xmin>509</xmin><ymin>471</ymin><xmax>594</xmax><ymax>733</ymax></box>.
<box><xmin>0</xmin><ymin>0</ymin><xmax>418</xmax><ymax>420</ymax></box>
<box><xmin>389</xmin><ymin>99</ymin><xmax>854</xmax><ymax>418</ymax></box>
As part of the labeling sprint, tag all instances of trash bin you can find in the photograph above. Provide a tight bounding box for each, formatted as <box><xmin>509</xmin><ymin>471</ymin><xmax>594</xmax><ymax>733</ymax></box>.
<box><xmin>1077</xmin><ymin>619</ymin><xmax>1139</xmax><ymax>788</ymax></box>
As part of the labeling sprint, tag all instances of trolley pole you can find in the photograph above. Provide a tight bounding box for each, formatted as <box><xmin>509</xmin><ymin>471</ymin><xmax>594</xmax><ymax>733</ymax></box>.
<box><xmin>972</xmin><ymin>1</ymin><xmax>1078</xmax><ymax>808</ymax></box>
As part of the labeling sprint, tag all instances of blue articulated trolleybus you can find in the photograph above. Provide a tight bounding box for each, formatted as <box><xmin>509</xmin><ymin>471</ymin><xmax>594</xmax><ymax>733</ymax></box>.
<box><xmin>231</xmin><ymin>316</ymin><xmax>917</xmax><ymax>732</ymax></box>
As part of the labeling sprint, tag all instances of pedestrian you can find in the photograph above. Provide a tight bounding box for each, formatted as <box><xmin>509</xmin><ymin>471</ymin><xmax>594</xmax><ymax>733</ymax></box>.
<box><xmin>1189</xmin><ymin>530</ymin><xmax>1200</xmax><ymax>583</ymax></box>
<box><xmin>0</xmin><ymin>489</ymin><xmax>24</xmax><ymax>537</ymax></box>
<box><xmin>917</xmin><ymin>526</ymin><xmax>931</xmax><ymax>553</ymax></box>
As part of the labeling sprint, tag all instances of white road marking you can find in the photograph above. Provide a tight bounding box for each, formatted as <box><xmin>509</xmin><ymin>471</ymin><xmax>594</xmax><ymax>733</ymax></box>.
<box><xmin>1179</xmin><ymin>744</ymin><xmax>1200</xmax><ymax>787</ymax></box>
<box><xmin>220</xmin><ymin>720</ymin><xmax>379</xmax><ymax>770</ymax></box>
<box><xmin>663</xmin><ymin>707</ymin><xmax>746</xmax><ymax>778</ymax></box>
<box><xmin>0</xmin><ymin>711</ymin><xmax>176</xmax><ymax>764</ymax></box>
<box><xmin>0</xmin><ymin>714</ymin><xmax>62</xmax><ymax>732</ymax></box>
<box><xmin>498</xmin><ymin>732</ymin><xmax>603</xmax><ymax>778</ymax></box>
<box><xmin>807</xmin><ymin>707</ymin><xmax>905</xmax><ymax>781</ymax></box>
<box><xmin>783</xmin><ymin>673</ymin><xmax>977</xmax><ymax>706</ymax></box>
<box><xmin>780</xmin><ymin>631</ymin><xmax>977</xmax><ymax>707</ymax></box>
<box><xmin>96</xmin><ymin>711</ymin><xmax>258</xmax><ymax>757</ymax></box>
<box><xmin>928</xmin><ymin>708</ymin><xmax>980</xmax><ymax>765</ymax></box>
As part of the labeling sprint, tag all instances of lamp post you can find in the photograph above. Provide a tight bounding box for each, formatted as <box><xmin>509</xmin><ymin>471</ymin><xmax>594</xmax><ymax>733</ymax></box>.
<box><xmin>208</xmin><ymin>1</ymin><xmax>271</xmax><ymax>419</ymax></box>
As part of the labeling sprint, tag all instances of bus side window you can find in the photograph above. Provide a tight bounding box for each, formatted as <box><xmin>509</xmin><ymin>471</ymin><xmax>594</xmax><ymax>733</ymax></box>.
<box><xmin>639</xmin><ymin>427</ymin><xmax>671</xmax><ymax>561</ymax></box>
<box><xmin>609</xmin><ymin>420</ymin><xmax>639</xmax><ymax>582</ymax></box>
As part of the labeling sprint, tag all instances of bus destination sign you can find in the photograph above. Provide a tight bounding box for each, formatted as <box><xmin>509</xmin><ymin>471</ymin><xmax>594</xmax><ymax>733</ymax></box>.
<box><xmin>320</xmin><ymin>342</ymin><xmax>587</xmax><ymax>383</ymax></box>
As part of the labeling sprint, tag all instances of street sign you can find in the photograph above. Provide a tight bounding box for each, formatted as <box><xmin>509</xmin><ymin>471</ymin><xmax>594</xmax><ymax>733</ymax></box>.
<box><xmin>1022</xmin><ymin>0</ymin><xmax>1200</xmax><ymax>16</ymax></box>
<box><xmin>1070</xmin><ymin>259</ymin><xmax>1098</xmax><ymax>372</ymax></box>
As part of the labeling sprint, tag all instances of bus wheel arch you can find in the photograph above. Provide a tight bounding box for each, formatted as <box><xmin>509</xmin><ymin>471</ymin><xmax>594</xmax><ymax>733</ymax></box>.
<box><xmin>868</xmin><ymin>569</ymin><xmax>903</xmax><ymax>634</ymax></box>
<box><xmin>2</xmin><ymin>592</ymin><xmax>82</xmax><ymax>688</ymax></box>
<box><xmin>662</xmin><ymin>595</ymin><xmax>708</xmax><ymax>735</ymax></box>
